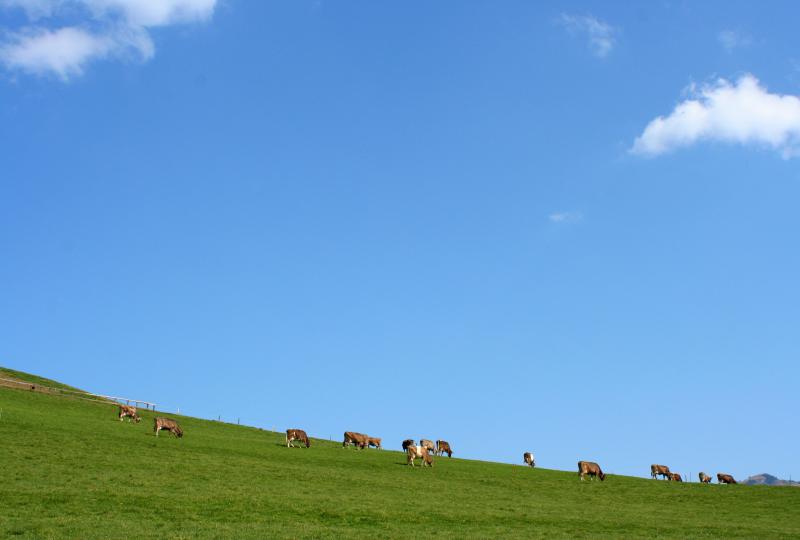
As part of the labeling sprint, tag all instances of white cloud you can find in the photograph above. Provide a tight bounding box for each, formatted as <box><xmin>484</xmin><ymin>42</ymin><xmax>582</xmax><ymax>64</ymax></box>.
<box><xmin>718</xmin><ymin>30</ymin><xmax>751</xmax><ymax>52</ymax></box>
<box><xmin>0</xmin><ymin>27</ymin><xmax>112</xmax><ymax>79</ymax></box>
<box><xmin>83</xmin><ymin>0</ymin><xmax>217</xmax><ymax>27</ymax></box>
<box><xmin>558</xmin><ymin>14</ymin><xmax>616</xmax><ymax>58</ymax></box>
<box><xmin>549</xmin><ymin>211</ymin><xmax>583</xmax><ymax>224</ymax></box>
<box><xmin>631</xmin><ymin>75</ymin><xmax>800</xmax><ymax>159</ymax></box>
<box><xmin>0</xmin><ymin>0</ymin><xmax>216</xmax><ymax>79</ymax></box>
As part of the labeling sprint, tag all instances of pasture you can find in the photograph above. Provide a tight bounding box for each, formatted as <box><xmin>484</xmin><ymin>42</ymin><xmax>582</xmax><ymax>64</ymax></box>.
<box><xmin>1</xmin><ymin>374</ymin><xmax>798</xmax><ymax>538</ymax></box>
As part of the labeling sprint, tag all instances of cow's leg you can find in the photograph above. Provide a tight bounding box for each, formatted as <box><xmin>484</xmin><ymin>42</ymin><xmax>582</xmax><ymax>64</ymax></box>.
<box><xmin>155</xmin><ymin>427</ymin><xmax>159</xmax><ymax>437</ymax></box>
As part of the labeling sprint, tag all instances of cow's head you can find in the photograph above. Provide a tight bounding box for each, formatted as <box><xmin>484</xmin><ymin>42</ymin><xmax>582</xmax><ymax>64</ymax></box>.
<box><xmin>175</xmin><ymin>427</ymin><xmax>184</xmax><ymax>438</ymax></box>
<box><xmin>305</xmin><ymin>438</ymin><xmax>311</xmax><ymax>448</ymax></box>
<box><xmin>599</xmin><ymin>471</ymin><xmax>606</xmax><ymax>481</ymax></box>
<box><xmin>134</xmin><ymin>415</ymin><xmax>141</xmax><ymax>423</ymax></box>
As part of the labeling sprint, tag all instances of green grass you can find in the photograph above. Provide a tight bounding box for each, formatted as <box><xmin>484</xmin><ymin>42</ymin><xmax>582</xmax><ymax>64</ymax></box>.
<box><xmin>0</xmin><ymin>367</ymin><xmax>83</xmax><ymax>392</ymax></box>
<box><xmin>1</xmin><ymin>371</ymin><xmax>799</xmax><ymax>538</ymax></box>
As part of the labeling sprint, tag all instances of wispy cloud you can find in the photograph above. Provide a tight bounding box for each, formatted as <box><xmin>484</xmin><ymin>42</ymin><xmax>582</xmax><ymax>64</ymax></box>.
<box><xmin>0</xmin><ymin>0</ymin><xmax>217</xmax><ymax>80</ymax></box>
<box><xmin>718</xmin><ymin>30</ymin><xmax>751</xmax><ymax>52</ymax></box>
<box><xmin>549</xmin><ymin>211</ymin><xmax>583</xmax><ymax>224</ymax></box>
<box><xmin>558</xmin><ymin>14</ymin><xmax>616</xmax><ymax>58</ymax></box>
<box><xmin>631</xmin><ymin>75</ymin><xmax>800</xmax><ymax>159</ymax></box>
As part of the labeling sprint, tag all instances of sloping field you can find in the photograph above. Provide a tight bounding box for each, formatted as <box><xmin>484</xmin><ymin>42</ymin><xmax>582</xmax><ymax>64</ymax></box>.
<box><xmin>1</xmin><ymin>371</ymin><xmax>798</xmax><ymax>539</ymax></box>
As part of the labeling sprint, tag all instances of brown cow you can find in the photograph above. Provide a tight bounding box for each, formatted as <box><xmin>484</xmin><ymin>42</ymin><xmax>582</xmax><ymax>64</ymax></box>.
<box><xmin>651</xmin><ymin>464</ymin><xmax>671</xmax><ymax>480</ymax></box>
<box><xmin>669</xmin><ymin>472</ymin><xmax>683</xmax><ymax>482</ymax></box>
<box><xmin>436</xmin><ymin>440</ymin><xmax>453</xmax><ymax>457</ymax></box>
<box><xmin>578</xmin><ymin>461</ymin><xmax>606</xmax><ymax>481</ymax></box>
<box><xmin>402</xmin><ymin>439</ymin><xmax>415</xmax><ymax>451</ymax></box>
<box><xmin>420</xmin><ymin>439</ymin><xmax>435</xmax><ymax>453</ymax></box>
<box><xmin>154</xmin><ymin>417</ymin><xmax>183</xmax><ymax>438</ymax></box>
<box><xmin>343</xmin><ymin>431</ymin><xmax>369</xmax><ymax>449</ymax></box>
<box><xmin>699</xmin><ymin>472</ymin><xmax>712</xmax><ymax>484</ymax></box>
<box><xmin>368</xmin><ymin>437</ymin><xmax>382</xmax><ymax>449</ymax></box>
<box><xmin>717</xmin><ymin>473</ymin><xmax>737</xmax><ymax>484</ymax></box>
<box><xmin>286</xmin><ymin>429</ymin><xmax>310</xmax><ymax>448</ymax></box>
<box><xmin>118</xmin><ymin>405</ymin><xmax>141</xmax><ymax>423</ymax></box>
<box><xmin>523</xmin><ymin>452</ymin><xmax>536</xmax><ymax>468</ymax></box>
<box><xmin>407</xmin><ymin>444</ymin><xmax>433</xmax><ymax>467</ymax></box>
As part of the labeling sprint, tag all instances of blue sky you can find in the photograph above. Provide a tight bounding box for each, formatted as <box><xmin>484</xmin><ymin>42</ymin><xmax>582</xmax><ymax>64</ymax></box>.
<box><xmin>1</xmin><ymin>1</ymin><xmax>799</xmax><ymax>481</ymax></box>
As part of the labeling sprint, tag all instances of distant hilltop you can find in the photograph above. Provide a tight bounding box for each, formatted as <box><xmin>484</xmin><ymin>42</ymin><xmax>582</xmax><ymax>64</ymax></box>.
<box><xmin>742</xmin><ymin>474</ymin><xmax>799</xmax><ymax>487</ymax></box>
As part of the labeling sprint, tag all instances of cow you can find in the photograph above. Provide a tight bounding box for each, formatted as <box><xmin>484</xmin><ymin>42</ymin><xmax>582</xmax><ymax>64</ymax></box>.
<box><xmin>343</xmin><ymin>431</ymin><xmax>369</xmax><ymax>449</ymax></box>
<box><xmin>402</xmin><ymin>439</ymin><xmax>415</xmax><ymax>451</ymax></box>
<box><xmin>286</xmin><ymin>429</ymin><xmax>310</xmax><ymax>448</ymax></box>
<box><xmin>436</xmin><ymin>440</ymin><xmax>453</xmax><ymax>458</ymax></box>
<box><xmin>699</xmin><ymin>472</ymin><xmax>712</xmax><ymax>484</ymax></box>
<box><xmin>118</xmin><ymin>405</ymin><xmax>141</xmax><ymax>423</ymax></box>
<box><xmin>368</xmin><ymin>437</ymin><xmax>382</xmax><ymax>449</ymax></box>
<box><xmin>717</xmin><ymin>473</ymin><xmax>737</xmax><ymax>484</ymax></box>
<box><xmin>578</xmin><ymin>461</ymin><xmax>606</xmax><ymax>481</ymax></box>
<box><xmin>669</xmin><ymin>472</ymin><xmax>683</xmax><ymax>482</ymax></box>
<box><xmin>407</xmin><ymin>445</ymin><xmax>433</xmax><ymax>467</ymax></box>
<box><xmin>420</xmin><ymin>439</ymin><xmax>435</xmax><ymax>453</ymax></box>
<box><xmin>154</xmin><ymin>417</ymin><xmax>183</xmax><ymax>438</ymax></box>
<box><xmin>651</xmin><ymin>464</ymin><xmax>671</xmax><ymax>480</ymax></box>
<box><xmin>523</xmin><ymin>452</ymin><xmax>536</xmax><ymax>468</ymax></box>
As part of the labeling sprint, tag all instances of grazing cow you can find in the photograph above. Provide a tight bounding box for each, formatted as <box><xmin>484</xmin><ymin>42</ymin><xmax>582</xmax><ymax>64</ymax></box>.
<box><xmin>368</xmin><ymin>437</ymin><xmax>382</xmax><ymax>449</ymax></box>
<box><xmin>717</xmin><ymin>473</ymin><xmax>737</xmax><ymax>484</ymax></box>
<box><xmin>154</xmin><ymin>417</ymin><xmax>183</xmax><ymax>438</ymax></box>
<box><xmin>118</xmin><ymin>405</ymin><xmax>141</xmax><ymax>423</ymax></box>
<box><xmin>286</xmin><ymin>429</ymin><xmax>310</xmax><ymax>448</ymax></box>
<box><xmin>699</xmin><ymin>472</ymin><xmax>712</xmax><ymax>484</ymax></box>
<box><xmin>669</xmin><ymin>472</ymin><xmax>683</xmax><ymax>482</ymax></box>
<box><xmin>420</xmin><ymin>439</ymin><xmax>435</xmax><ymax>453</ymax></box>
<box><xmin>343</xmin><ymin>431</ymin><xmax>369</xmax><ymax>449</ymax></box>
<box><xmin>402</xmin><ymin>439</ymin><xmax>415</xmax><ymax>451</ymax></box>
<box><xmin>651</xmin><ymin>464</ymin><xmax>671</xmax><ymax>480</ymax></box>
<box><xmin>523</xmin><ymin>452</ymin><xmax>536</xmax><ymax>468</ymax></box>
<box><xmin>578</xmin><ymin>461</ymin><xmax>606</xmax><ymax>481</ymax></box>
<box><xmin>436</xmin><ymin>440</ymin><xmax>453</xmax><ymax>458</ymax></box>
<box><xmin>407</xmin><ymin>445</ymin><xmax>433</xmax><ymax>467</ymax></box>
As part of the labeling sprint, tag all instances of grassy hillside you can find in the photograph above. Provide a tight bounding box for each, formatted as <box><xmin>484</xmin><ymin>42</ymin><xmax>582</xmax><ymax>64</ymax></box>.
<box><xmin>1</xmin><ymin>373</ymin><xmax>799</xmax><ymax>538</ymax></box>
<box><xmin>0</xmin><ymin>366</ymin><xmax>83</xmax><ymax>392</ymax></box>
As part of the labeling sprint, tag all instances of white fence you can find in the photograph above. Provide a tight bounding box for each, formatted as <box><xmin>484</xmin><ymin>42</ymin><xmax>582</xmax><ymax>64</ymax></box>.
<box><xmin>0</xmin><ymin>376</ymin><xmax>156</xmax><ymax>410</ymax></box>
